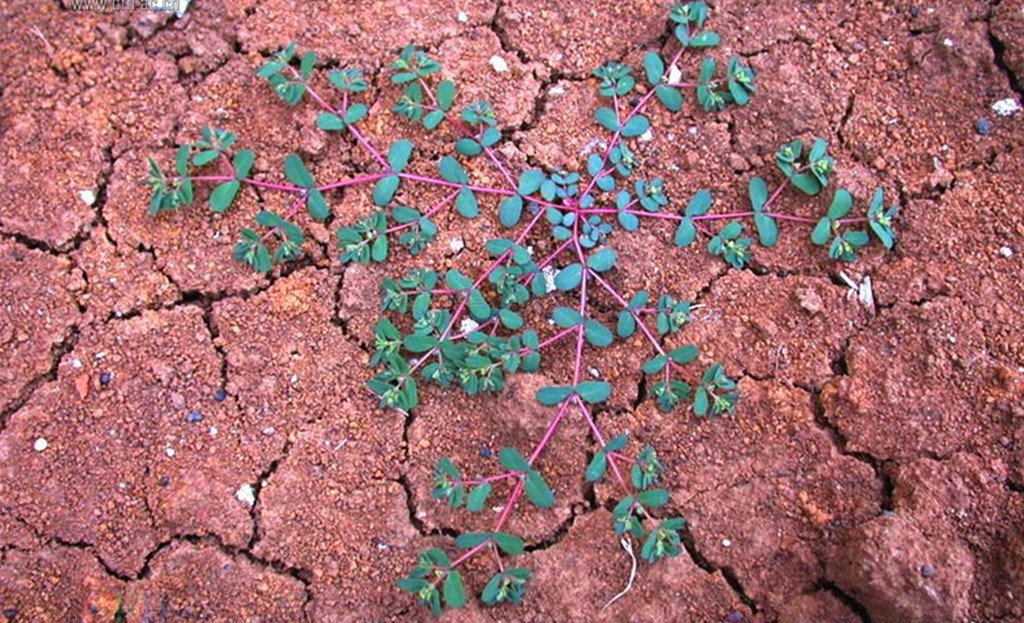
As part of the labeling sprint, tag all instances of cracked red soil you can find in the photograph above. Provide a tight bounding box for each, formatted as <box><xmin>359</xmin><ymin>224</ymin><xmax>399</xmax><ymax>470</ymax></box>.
<box><xmin>1</xmin><ymin>0</ymin><xmax>1023</xmax><ymax>622</ymax></box>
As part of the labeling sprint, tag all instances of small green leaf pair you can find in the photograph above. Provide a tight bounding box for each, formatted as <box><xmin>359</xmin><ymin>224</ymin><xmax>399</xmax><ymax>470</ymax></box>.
<box><xmin>776</xmin><ymin>138</ymin><xmax>834</xmax><ymax>196</ymax></box>
<box><xmin>396</xmin><ymin>548</ymin><xmax>465</xmax><ymax>616</ymax></box>
<box><xmin>499</xmin><ymin>447</ymin><xmax>555</xmax><ymax>509</ymax></box>
<box><xmin>257</xmin><ymin>43</ymin><xmax>310</xmax><ymax>105</ymax></box>
<box><xmin>693</xmin><ymin>363</ymin><xmax>738</xmax><ymax>417</ymax></box>
<box><xmin>586</xmin><ymin>433</ymin><xmax>628</xmax><ymax>482</ymax></box>
<box><xmin>674</xmin><ymin>189</ymin><xmax>713</xmax><ymax>247</ymax></box>
<box><xmin>551</xmin><ymin>306</ymin><xmax>615</xmax><ymax>348</ymax></box>
<box><xmin>594</xmin><ymin>107</ymin><xmax>651</xmax><ymax>138</ymax></box>
<box><xmin>535</xmin><ymin>381</ymin><xmax>611</xmax><ymax>406</ymax></box>
<box><xmin>708</xmin><ymin>221</ymin><xmax>753</xmax><ymax>269</ymax></box>
<box><xmin>810</xmin><ymin>189</ymin><xmax>872</xmax><ymax>262</ymax></box>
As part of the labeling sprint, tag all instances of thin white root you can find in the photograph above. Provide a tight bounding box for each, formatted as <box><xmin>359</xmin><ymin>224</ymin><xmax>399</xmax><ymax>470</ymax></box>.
<box><xmin>603</xmin><ymin>537</ymin><xmax>638</xmax><ymax>612</ymax></box>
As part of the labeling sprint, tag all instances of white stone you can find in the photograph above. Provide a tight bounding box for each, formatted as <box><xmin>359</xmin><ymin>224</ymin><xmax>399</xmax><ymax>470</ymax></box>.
<box><xmin>998</xmin><ymin>246</ymin><xmax>1014</xmax><ymax>258</ymax></box>
<box><xmin>548</xmin><ymin>85</ymin><xmax>566</xmax><ymax>96</ymax></box>
<box><xmin>992</xmin><ymin>98</ymin><xmax>1022</xmax><ymax>117</ymax></box>
<box><xmin>541</xmin><ymin>266</ymin><xmax>558</xmax><ymax>293</ymax></box>
<box><xmin>235</xmin><ymin>483</ymin><xmax>256</xmax><ymax>507</ymax></box>
<box><xmin>460</xmin><ymin>318</ymin><xmax>480</xmax><ymax>333</ymax></box>
<box><xmin>942</xmin><ymin>38</ymin><xmax>954</xmax><ymax>47</ymax></box>
<box><xmin>165</xmin><ymin>447</ymin><xmax>176</xmax><ymax>458</ymax></box>
<box><xmin>33</xmin><ymin>438</ymin><xmax>48</xmax><ymax>452</ymax></box>
<box><xmin>668</xmin><ymin>63</ymin><xmax>682</xmax><ymax>84</ymax></box>
<box><xmin>489</xmin><ymin>55</ymin><xmax>509</xmax><ymax>73</ymax></box>
<box><xmin>78</xmin><ymin>190</ymin><xmax>96</xmax><ymax>206</ymax></box>
<box><xmin>638</xmin><ymin>129</ymin><xmax>654</xmax><ymax>142</ymax></box>
<box><xmin>457</xmin><ymin>10</ymin><xmax>468</xmax><ymax>22</ymax></box>
<box><xmin>449</xmin><ymin>237</ymin><xmax>465</xmax><ymax>252</ymax></box>
<box><xmin>722</xmin><ymin>539</ymin><xmax>732</xmax><ymax>547</ymax></box>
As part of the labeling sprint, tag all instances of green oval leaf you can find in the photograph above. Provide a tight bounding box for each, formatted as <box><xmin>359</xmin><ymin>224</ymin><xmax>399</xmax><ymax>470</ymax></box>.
<box><xmin>536</xmin><ymin>385</ymin><xmax>574</xmax><ymax>406</ymax></box>
<box><xmin>586</xmin><ymin>248</ymin><xmax>617</xmax><ymax>272</ymax></box>
<box><xmin>555</xmin><ymin>264</ymin><xmax>583</xmax><ymax>291</ymax></box>
<box><xmin>388</xmin><ymin>140</ymin><xmax>414</xmax><ymax>172</ymax></box>
<box><xmin>621</xmin><ymin>115</ymin><xmax>650</xmax><ymax>138</ymax></box>
<box><xmin>524</xmin><ymin>470</ymin><xmax>554</xmax><ymax>509</ymax></box>
<box><xmin>577</xmin><ymin>380</ymin><xmax>611</xmax><ymax>404</ymax></box>
<box><xmin>466</xmin><ymin>483</ymin><xmax>492</xmax><ymax>513</ymax></box>
<box><xmin>283</xmin><ymin>154</ymin><xmax>314</xmax><ymax>188</ymax></box>
<box><xmin>209</xmin><ymin>180</ymin><xmax>240</xmax><ymax>213</ymax></box>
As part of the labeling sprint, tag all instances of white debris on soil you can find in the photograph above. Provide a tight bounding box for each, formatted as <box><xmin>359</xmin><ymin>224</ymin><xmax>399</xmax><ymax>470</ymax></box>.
<box><xmin>449</xmin><ymin>237</ymin><xmax>465</xmax><ymax>253</ymax></box>
<box><xmin>992</xmin><ymin>98</ymin><xmax>1022</xmax><ymax>117</ymax></box>
<box><xmin>78</xmin><ymin>190</ymin><xmax>96</xmax><ymax>206</ymax></box>
<box><xmin>33</xmin><ymin>438</ymin><xmax>48</xmax><ymax>452</ymax></box>
<box><xmin>460</xmin><ymin>318</ymin><xmax>480</xmax><ymax>333</ymax></box>
<box><xmin>457</xmin><ymin>10</ymin><xmax>469</xmax><ymax>23</ymax></box>
<box><xmin>489</xmin><ymin>55</ymin><xmax>509</xmax><ymax>73</ymax></box>
<box><xmin>942</xmin><ymin>38</ymin><xmax>954</xmax><ymax>48</ymax></box>
<box><xmin>542</xmin><ymin>266</ymin><xmax>558</xmax><ymax>293</ymax></box>
<box><xmin>165</xmin><ymin>446</ymin><xmax>176</xmax><ymax>458</ymax></box>
<box><xmin>638</xmin><ymin>128</ymin><xmax>653</xmax><ymax>142</ymax></box>
<box><xmin>589</xmin><ymin>367</ymin><xmax>600</xmax><ymax>378</ymax></box>
<box><xmin>839</xmin><ymin>272</ymin><xmax>875</xmax><ymax>310</ymax></box>
<box><xmin>548</xmin><ymin>84</ymin><xmax>565</xmax><ymax>96</ymax></box>
<box><xmin>235</xmin><ymin>483</ymin><xmax>256</xmax><ymax>507</ymax></box>
<box><xmin>668</xmin><ymin>63</ymin><xmax>682</xmax><ymax>84</ymax></box>
<box><xmin>998</xmin><ymin>246</ymin><xmax>1014</xmax><ymax>258</ymax></box>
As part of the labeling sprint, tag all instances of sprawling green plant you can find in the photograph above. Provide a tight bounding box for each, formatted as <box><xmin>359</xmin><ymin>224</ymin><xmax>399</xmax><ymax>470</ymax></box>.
<box><xmin>147</xmin><ymin>2</ymin><xmax>897</xmax><ymax>615</ymax></box>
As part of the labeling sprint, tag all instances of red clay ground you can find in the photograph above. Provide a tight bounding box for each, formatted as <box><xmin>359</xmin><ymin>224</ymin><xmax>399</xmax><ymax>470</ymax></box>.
<box><xmin>1</xmin><ymin>0</ymin><xmax>1023</xmax><ymax>621</ymax></box>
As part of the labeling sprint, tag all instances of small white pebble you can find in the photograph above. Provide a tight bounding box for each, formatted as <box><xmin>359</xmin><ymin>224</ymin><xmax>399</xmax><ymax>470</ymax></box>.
<box><xmin>992</xmin><ymin>98</ymin><xmax>1022</xmax><ymax>117</ymax></box>
<box><xmin>449</xmin><ymin>237</ymin><xmax>465</xmax><ymax>253</ymax></box>
<box><xmin>942</xmin><ymin>38</ymin><xmax>954</xmax><ymax>48</ymax></box>
<box><xmin>589</xmin><ymin>367</ymin><xmax>600</xmax><ymax>378</ymax></box>
<box><xmin>235</xmin><ymin>484</ymin><xmax>256</xmax><ymax>507</ymax></box>
<box><xmin>33</xmin><ymin>438</ymin><xmax>48</xmax><ymax>452</ymax></box>
<box><xmin>548</xmin><ymin>85</ymin><xmax>565</xmax><ymax>96</ymax></box>
<box><xmin>261</xmin><ymin>427</ymin><xmax>276</xmax><ymax>436</ymax></box>
<box><xmin>290</xmin><ymin>374</ymin><xmax>299</xmax><ymax>384</ymax></box>
<box><xmin>722</xmin><ymin>539</ymin><xmax>732</xmax><ymax>547</ymax></box>
<box><xmin>541</xmin><ymin>266</ymin><xmax>558</xmax><ymax>293</ymax></box>
<box><xmin>998</xmin><ymin>246</ymin><xmax>1014</xmax><ymax>258</ymax></box>
<box><xmin>71</xmin><ymin>358</ymin><xmax>83</xmax><ymax>369</ymax></box>
<box><xmin>489</xmin><ymin>55</ymin><xmax>509</xmax><ymax>73</ymax></box>
<box><xmin>460</xmin><ymin>318</ymin><xmax>480</xmax><ymax>333</ymax></box>
<box><xmin>78</xmin><ymin>190</ymin><xmax>96</xmax><ymax>206</ymax></box>
<box><xmin>209</xmin><ymin>426</ymin><xmax>218</xmax><ymax>437</ymax></box>
<box><xmin>165</xmin><ymin>447</ymin><xmax>176</xmax><ymax>458</ymax></box>
<box><xmin>638</xmin><ymin>128</ymin><xmax>654</xmax><ymax>142</ymax></box>
<box><xmin>668</xmin><ymin>63</ymin><xmax>682</xmax><ymax>84</ymax></box>
<box><xmin>457</xmin><ymin>10</ymin><xmax>468</xmax><ymax>22</ymax></box>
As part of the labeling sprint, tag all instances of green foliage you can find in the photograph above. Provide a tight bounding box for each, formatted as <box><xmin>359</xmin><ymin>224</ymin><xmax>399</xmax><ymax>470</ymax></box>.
<box><xmin>776</xmin><ymin>138</ymin><xmax>835</xmax><ymax>195</ymax></box>
<box><xmin>147</xmin><ymin>5</ymin><xmax>902</xmax><ymax>615</ymax></box>
<box><xmin>397</xmin><ymin>548</ymin><xmax>464</xmax><ymax>616</ymax></box>
<box><xmin>257</xmin><ymin>42</ymin><xmax>309</xmax><ymax>105</ymax></box>
<box><xmin>694</xmin><ymin>364</ymin><xmax>739</xmax><ymax>417</ymax></box>
<box><xmin>391</xmin><ymin>45</ymin><xmax>454</xmax><ymax>131</ymax></box>
<box><xmin>481</xmin><ymin>568</ymin><xmax>531</xmax><ymax>606</ymax></box>
<box><xmin>708</xmin><ymin>221</ymin><xmax>753</xmax><ymax>269</ymax></box>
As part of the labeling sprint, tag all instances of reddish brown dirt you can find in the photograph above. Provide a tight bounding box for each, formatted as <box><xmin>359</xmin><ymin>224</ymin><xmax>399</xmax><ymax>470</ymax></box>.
<box><xmin>1</xmin><ymin>1</ymin><xmax>1023</xmax><ymax>622</ymax></box>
